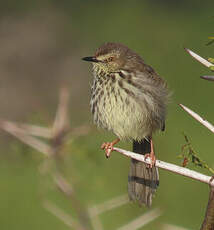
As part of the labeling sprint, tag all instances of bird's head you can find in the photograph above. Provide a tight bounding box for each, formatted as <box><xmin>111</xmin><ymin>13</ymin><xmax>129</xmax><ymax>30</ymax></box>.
<box><xmin>82</xmin><ymin>42</ymin><xmax>144</xmax><ymax>75</ymax></box>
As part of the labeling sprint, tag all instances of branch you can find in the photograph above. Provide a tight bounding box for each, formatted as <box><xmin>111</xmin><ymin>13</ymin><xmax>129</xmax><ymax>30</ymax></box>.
<box><xmin>200</xmin><ymin>183</ymin><xmax>214</xmax><ymax>230</ymax></box>
<box><xmin>113</xmin><ymin>147</ymin><xmax>214</xmax><ymax>187</ymax></box>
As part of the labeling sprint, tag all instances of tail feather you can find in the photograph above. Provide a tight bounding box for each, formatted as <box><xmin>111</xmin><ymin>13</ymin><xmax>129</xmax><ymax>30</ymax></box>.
<box><xmin>128</xmin><ymin>139</ymin><xmax>159</xmax><ymax>207</ymax></box>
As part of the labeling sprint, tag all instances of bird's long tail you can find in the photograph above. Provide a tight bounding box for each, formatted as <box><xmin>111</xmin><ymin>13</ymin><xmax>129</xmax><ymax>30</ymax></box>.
<box><xmin>128</xmin><ymin>139</ymin><xmax>159</xmax><ymax>207</ymax></box>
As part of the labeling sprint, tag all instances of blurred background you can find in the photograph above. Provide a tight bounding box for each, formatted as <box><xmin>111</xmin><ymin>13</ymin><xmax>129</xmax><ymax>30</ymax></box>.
<box><xmin>0</xmin><ymin>0</ymin><xmax>214</xmax><ymax>229</ymax></box>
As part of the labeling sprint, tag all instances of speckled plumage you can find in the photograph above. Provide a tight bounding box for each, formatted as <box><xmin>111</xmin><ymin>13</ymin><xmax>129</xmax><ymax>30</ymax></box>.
<box><xmin>84</xmin><ymin>42</ymin><xmax>169</xmax><ymax>207</ymax></box>
<box><xmin>90</xmin><ymin>43</ymin><xmax>169</xmax><ymax>141</ymax></box>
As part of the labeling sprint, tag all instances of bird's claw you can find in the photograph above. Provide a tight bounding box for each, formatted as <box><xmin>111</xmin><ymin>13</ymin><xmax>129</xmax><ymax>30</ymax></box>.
<box><xmin>145</xmin><ymin>153</ymin><xmax>156</xmax><ymax>168</ymax></box>
<box><xmin>101</xmin><ymin>142</ymin><xmax>114</xmax><ymax>158</ymax></box>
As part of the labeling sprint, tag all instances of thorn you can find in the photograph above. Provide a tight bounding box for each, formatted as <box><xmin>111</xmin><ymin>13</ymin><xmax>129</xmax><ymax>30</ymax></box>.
<box><xmin>200</xmin><ymin>76</ymin><xmax>214</xmax><ymax>81</ymax></box>
<box><xmin>184</xmin><ymin>48</ymin><xmax>214</xmax><ymax>68</ymax></box>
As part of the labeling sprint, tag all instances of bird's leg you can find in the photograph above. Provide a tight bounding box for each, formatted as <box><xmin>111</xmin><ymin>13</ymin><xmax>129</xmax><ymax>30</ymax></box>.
<box><xmin>144</xmin><ymin>139</ymin><xmax>156</xmax><ymax>168</ymax></box>
<box><xmin>101</xmin><ymin>138</ymin><xmax>120</xmax><ymax>158</ymax></box>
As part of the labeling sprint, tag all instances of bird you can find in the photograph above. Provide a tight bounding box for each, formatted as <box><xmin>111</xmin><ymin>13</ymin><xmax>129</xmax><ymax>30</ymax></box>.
<box><xmin>82</xmin><ymin>42</ymin><xmax>169</xmax><ymax>207</ymax></box>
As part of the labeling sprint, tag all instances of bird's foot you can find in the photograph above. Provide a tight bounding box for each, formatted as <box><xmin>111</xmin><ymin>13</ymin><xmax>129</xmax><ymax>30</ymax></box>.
<box><xmin>101</xmin><ymin>142</ymin><xmax>114</xmax><ymax>158</ymax></box>
<box><xmin>144</xmin><ymin>138</ymin><xmax>156</xmax><ymax>168</ymax></box>
<box><xmin>101</xmin><ymin>138</ymin><xmax>120</xmax><ymax>158</ymax></box>
<box><xmin>144</xmin><ymin>152</ymin><xmax>156</xmax><ymax>168</ymax></box>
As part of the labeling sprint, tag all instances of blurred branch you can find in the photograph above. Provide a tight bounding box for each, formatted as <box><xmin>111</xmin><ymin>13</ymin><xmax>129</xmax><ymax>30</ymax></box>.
<box><xmin>113</xmin><ymin>147</ymin><xmax>214</xmax><ymax>187</ymax></box>
<box><xmin>0</xmin><ymin>87</ymin><xmax>92</xmax><ymax>230</ymax></box>
<box><xmin>0</xmin><ymin>119</ymin><xmax>52</xmax><ymax>156</ymax></box>
<box><xmin>88</xmin><ymin>206</ymin><xmax>104</xmax><ymax>230</ymax></box>
<box><xmin>0</xmin><ymin>118</ymin><xmax>90</xmax><ymax>152</ymax></box>
<box><xmin>52</xmin><ymin>86</ymin><xmax>70</xmax><ymax>139</ymax></box>
<box><xmin>117</xmin><ymin>208</ymin><xmax>161</xmax><ymax>230</ymax></box>
<box><xmin>1</xmin><ymin>86</ymin><xmax>168</xmax><ymax>230</ymax></box>
<box><xmin>71</xmin><ymin>125</ymin><xmax>92</xmax><ymax>137</ymax></box>
<box><xmin>0</xmin><ymin>120</ymin><xmax>52</xmax><ymax>138</ymax></box>
<box><xmin>179</xmin><ymin>104</ymin><xmax>214</xmax><ymax>134</ymax></box>
<box><xmin>88</xmin><ymin>194</ymin><xmax>129</xmax><ymax>217</ymax></box>
<box><xmin>44</xmin><ymin>200</ymin><xmax>83</xmax><ymax>230</ymax></box>
<box><xmin>54</xmin><ymin>173</ymin><xmax>73</xmax><ymax>196</ymax></box>
<box><xmin>162</xmin><ymin>224</ymin><xmax>191</xmax><ymax>230</ymax></box>
<box><xmin>17</xmin><ymin>124</ymin><xmax>51</xmax><ymax>138</ymax></box>
<box><xmin>54</xmin><ymin>173</ymin><xmax>91</xmax><ymax>230</ymax></box>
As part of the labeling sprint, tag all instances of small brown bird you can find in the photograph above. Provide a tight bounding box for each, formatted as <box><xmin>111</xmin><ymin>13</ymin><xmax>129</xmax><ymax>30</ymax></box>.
<box><xmin>82</xmin><ymin>42</ymin><xmax>169</xmax><ymax>206</ymax></box>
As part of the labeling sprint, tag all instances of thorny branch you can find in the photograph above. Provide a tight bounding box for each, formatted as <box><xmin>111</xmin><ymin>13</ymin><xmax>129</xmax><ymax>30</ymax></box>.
<box><xmin>179</xmin><ymin>104</ymin><xmax>214</xmax><ymax>134</ymax></box>
<box><xmin>0</xmin><ymin>87</ymin><xmax>162</xmax><ymax>230</ymax></box>
<box><xmin>183</xmin><ymin>46</ymin><xmax>214</xmax><ymax>230</ymax></box>
<box><xmin>113</xmin><ymin>147</ymin><xmax>214</xmax><ymax>187</ymax></box>
<box><xmin>0</xmin><ymin>87</ymin><xmax>91</xmax><ymax>230</ymax></box>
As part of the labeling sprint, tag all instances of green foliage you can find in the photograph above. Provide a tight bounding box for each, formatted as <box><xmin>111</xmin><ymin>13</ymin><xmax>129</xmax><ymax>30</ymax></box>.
<box><xmin>208</xmin><ymin>58</ymin><xmax>214</xmax><ymax>64</ymax></box>
<box><xmin>178</xmin><ymin>134</ymin><xmax>214</xmax><ymax>174</ymax></box>
<box><xmin>206</xmin><ymin>37</ymin><xmax>214</xmax><ymax>46</ymax></box>
<box><xmin>207</xmin><ymin>36</ymin><xmax>214</xmax><ymax>71</ymax></box>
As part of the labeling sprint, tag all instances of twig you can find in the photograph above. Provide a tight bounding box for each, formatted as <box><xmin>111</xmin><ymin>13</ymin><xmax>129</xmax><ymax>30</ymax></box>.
<box><xmin>184</xmin><ymin>48</ymin><xmax>214</xmax><ymax>68</ymax></box>
<box><xmin>54</xmin><ymin>173</ymin><xmax>73</xmax><ymax>196</ymax></box>
<box><xmin>17</xmin><ymin>124</ymin><xmax>51</xmax><ymax>138</ymax></box>
<box><xmin>113</xmin><ymin>147</ymin><xmax>214</xmax><ymax>187</ymax></box>
<box><xmin>54</xmin><ymin>173</ymin><xmax>91</xmax><ymax>230</ymax></box>
<box><xmin>52</xmin><ymin>87</ymin><xmax>70</xmax><ymax>138</ymax></box>
<box><xmin>50</xmin><ymin>87</ymin><xmax>70</xmax><ymax>156</ymax></box>
<box><xmin>0</xmin><ymin>120</ymin><xmax>52</xmax><ymax>156</ymax></box>
<box><xmin>117</xmin><ymin>208</ymin><xmax>161</xmax><ymax>230</ymax></box>
<box><xmin>0</xmin><ymin>119</ymin><xmax>52</xmax><ymax>138</ymax></box>
<box><xmin>179</xmin><ymin>104</ymin><xmax>214</xmax><ymax>133</ymax></box>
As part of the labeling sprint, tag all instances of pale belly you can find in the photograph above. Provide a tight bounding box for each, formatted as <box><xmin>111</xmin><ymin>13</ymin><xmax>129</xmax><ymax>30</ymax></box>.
<box><xmin>90</xmin><ymin>77</ymin><xmax>154</xmax><ymax>141</ymax></box>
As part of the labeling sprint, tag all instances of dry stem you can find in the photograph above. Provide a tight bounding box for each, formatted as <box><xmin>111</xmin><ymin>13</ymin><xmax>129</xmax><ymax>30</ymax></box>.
<box><xmin>113</xmin><ymin>147</ymin><xmax>214</xmax><ymax>187</ymax></box>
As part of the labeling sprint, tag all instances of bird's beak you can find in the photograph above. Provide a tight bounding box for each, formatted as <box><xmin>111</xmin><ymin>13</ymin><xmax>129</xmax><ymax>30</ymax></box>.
<box><xmin>82</xmin><ymin>56</ymin><xmax>100</xmax><ymax>63</ymax></box>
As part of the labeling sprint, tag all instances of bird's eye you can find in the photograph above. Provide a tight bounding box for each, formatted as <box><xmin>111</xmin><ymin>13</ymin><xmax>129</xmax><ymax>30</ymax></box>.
<box><xmin>104</xmin><ymin>57</ymin><xmax>114</xmax><ymax>63</ymax></box>
<box><xmin>108</xmin><ymin>57</ymin><xmax>114</xmax><ymax>62</ymax></box>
